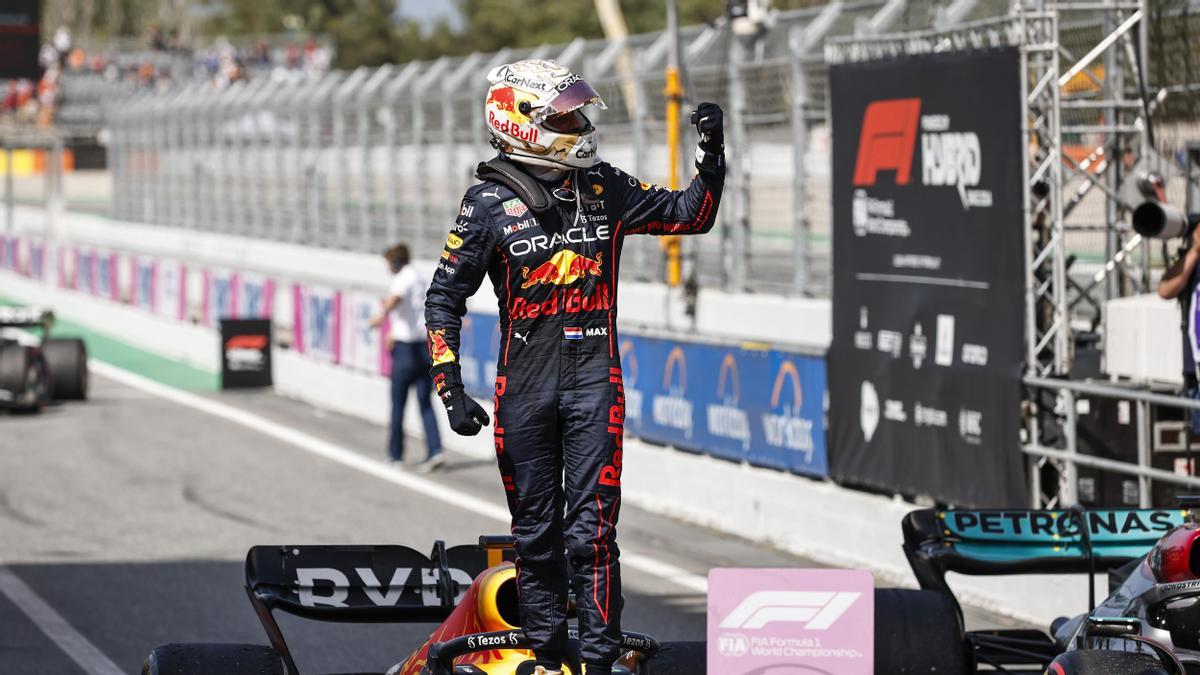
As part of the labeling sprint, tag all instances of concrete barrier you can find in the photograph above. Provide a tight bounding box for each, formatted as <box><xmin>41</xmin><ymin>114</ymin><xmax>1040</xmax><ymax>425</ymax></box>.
<box><xmin>9</xmin><ymin>205</ymin><xmax>833</xmax><ymax>350</ymax></box>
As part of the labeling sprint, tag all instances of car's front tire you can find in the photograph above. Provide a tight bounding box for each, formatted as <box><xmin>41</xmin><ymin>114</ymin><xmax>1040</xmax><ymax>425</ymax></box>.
<box><xmin>142</xmin><ymin>643</ymin><xmax>284</xmax><ymax>675</ymax></box>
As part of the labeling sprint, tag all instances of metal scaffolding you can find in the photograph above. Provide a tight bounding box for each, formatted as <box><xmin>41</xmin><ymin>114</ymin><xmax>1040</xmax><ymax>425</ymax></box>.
<box><xmin>824</xmin><ymin>2</ymin><xmax>1174</xmax><ymax>508</ymax></box>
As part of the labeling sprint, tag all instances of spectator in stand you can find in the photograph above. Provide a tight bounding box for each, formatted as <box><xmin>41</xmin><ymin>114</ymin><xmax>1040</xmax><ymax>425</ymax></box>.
<box><xmin>3</xmin><ymin>81</ymin><xmax>18</xmax><ymax>113</ymax></box>
<box><xmin>67</xmin><ymin>48</ymin><xmax>85</xmax><ymax>71</ymax></box>
<box><xmin>286</xmin><ymin>43</ymin><xmax>301</xmax><ymax>70</ymax></box>
<box><xmin>370</xmin><ymin>244</ymin><xmax>444</xmax><ymax>472</ymax></box>
<box><xmin>253</xmin><ymin>41</ymin><xmax>271</xmax><ymax>68</ymax></box>
<box><xmin>150</xmin><ymin>25</ymin><xmax>168</xmax><ymax>51</ymax></box>
<box><xmin>52</xmin><ymin>27</ymin><xmax>71</xmax><ymax>66</ymax></box>
<box><xmin>36</xmin><ymin>65</ymin><xmax>59</xmax><ymax>128</ymax></box>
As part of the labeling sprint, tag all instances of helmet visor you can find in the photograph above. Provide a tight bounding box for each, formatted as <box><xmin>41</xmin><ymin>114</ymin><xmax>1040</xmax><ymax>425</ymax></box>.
<box><xmin>542</xmin><ymin>110</ymin><xmax>592</xmax><ymax>135</ymax></box>
<box><xmin>534</xmin><ymin>78</ymin><xmax>607</xmax><ymax>122</ymax></box>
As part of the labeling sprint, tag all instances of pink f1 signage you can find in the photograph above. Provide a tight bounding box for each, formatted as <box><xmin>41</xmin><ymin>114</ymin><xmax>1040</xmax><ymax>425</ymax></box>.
<box><xmin>708</xmin><ymin>568</ymin><xmax>873</xmax><ymax>674</ymax></box>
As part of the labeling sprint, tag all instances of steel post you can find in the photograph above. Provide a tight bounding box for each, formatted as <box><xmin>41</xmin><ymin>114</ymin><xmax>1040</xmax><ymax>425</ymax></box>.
<box><xmin>1062</xmin><ymin>387</ymin><xmax>1079</xmax><ymax>506</ymax></box>
<box><xmin>790</xmin><ymin>29</ymin><xmax>810</xmax><ymax>295</ymax></box>
<box><xmin>726</xmin><ymin>33</ymin><xmax>752</xmax><ymax>291</ymax></box>
<box><xmin>1137</xmin><ymin>398</ymin><xmax>1151</xmax><ymax>507</ymax></box>
<box><xmin>4</xmin><ymin>140</ymin><xmax>13</xmax><ymax>234</ymax></box>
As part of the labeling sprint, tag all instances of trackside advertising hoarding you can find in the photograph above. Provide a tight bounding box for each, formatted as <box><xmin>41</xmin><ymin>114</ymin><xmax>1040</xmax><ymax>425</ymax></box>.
<box><xmin>293</xmin><ymin>283</ymin><xmax>341</xmax><ymax>363</ymax></box>
<box><xmin>221</xmin><ymin>318</ymin><xmax>273</xmax><ymax>389</ymax></box>
<box><xmin>708</xmin><ymin>568</ymin><xmax>873</xmax><ymax>674</ymax></box>
<box><xmin>456</xmin><ymin>314</ymin><xmax>829</xmax><ymax>477</ymax></box>
<box><xmin>203</xmin><ymin>270</ymin><xmax>274</xmax><ymax>327</ymax></box>
<box><xmin>1</xmin><ymin>229</ymin><xmax>829</xmax><ymax>478</ymax></box>
<box><xmin>77</xmin><ymin>248</ymin><xmax>119</xmax><ymax>301</ymax></box>
<box><xmin>828</xmin><ymin>48</ymin><xmax>1026</xmax><ymax>505</ymax></box>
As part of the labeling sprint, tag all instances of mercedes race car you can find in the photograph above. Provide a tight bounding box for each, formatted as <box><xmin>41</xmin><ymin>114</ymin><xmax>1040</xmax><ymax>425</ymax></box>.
<box><xmin>898</xmin><ymin>499</ymin><xmax>1200</xmax><ymax>674</ymax></box>
<box><xmin>0</xmin><ymin>306</ymin><xmax>88</xmax><ymax>412</ymax></box>
<box><xmin>141</xmin><ymin>536</ymin><xmax>705</xmax><ymax>675</ymax></box>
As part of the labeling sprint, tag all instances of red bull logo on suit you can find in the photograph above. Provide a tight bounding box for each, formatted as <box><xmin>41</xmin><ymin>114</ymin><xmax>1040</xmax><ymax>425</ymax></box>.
<box><xmin>520</xmin><ymin>250</ymin><xmax>603</xmax><ymax>288</ymax></box>
<box><xmin>510</xmin><ymin>285</ymin><xmax>610</xmax><ymax>320</ymax></box>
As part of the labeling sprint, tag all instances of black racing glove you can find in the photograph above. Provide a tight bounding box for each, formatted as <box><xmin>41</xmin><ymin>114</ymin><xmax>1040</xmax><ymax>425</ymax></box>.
<box><xmin>443</xmin><ymin>389</ymin><xmax>490</xmax><ymax>436</ymax></box>
<box><xmin>432</xmin><ymin>366</ymin><xmax>490</xmax><ymax>436</ymax></box>
<box><xmin>691</xmin><ymin>102</ymin><xmax>724</xmax><ymax>173</ymax></box>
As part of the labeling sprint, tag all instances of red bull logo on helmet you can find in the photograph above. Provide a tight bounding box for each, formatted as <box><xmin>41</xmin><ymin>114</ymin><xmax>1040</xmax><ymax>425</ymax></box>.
<box><xmin>520</xmin><ymin>250</ymin><xmax>602</xmax><ymax>289</ymax></box>
<box><xmin>488</xmin><ymin>110</ymin><xmax>539</xmax><ymax>144</ymax></box>
<box><xmin>487</xmin><ymin>86</ymin><xmax>517</xmax><ymax>113</ymax></box>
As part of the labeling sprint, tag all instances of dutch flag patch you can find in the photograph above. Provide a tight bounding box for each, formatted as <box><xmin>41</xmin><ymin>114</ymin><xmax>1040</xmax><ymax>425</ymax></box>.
<box><xmin>564</xmin><ymin>327</ymin><xmax>583</xmax><ymax>340</ymax></box>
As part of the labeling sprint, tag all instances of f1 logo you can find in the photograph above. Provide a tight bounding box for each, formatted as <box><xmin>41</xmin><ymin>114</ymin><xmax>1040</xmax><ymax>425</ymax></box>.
<box><xmin>719</xmin><ymin>591</ymin><xmax>861</xmax><ymax>630</ymax></box>
<box><xmin>852</xmin><ymin>98</ymin><xmax>921</xmax><ymax>187</ymax></box>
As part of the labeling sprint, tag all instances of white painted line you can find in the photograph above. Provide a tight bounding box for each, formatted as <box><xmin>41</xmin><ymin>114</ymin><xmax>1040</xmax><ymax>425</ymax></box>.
<box><xmin>0</xmin><ymin>566</ymin><xmax>125</xmax><ymax>675</ymax></box>
<box><xmin>89</xmin><ymin>360</ymin><xmax>709</xmax><ymax>595</ymax></box>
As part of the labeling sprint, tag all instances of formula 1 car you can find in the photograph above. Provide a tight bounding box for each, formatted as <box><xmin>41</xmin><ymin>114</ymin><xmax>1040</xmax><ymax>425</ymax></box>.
<box><xmin>144</xmin><ymin>502</ymin><xmax>1200</xmax><ymax>675</ymax></box>
<box><xmin>899</xmin><ymin>499</ymin><xmax>1200</xmax><ymax>674</ymax></box>
<box><xmin>0</xmin><ymin>306</ymin><xmax>88</xmax><ymax>412</ymax></box>
<box><xmin>142</xmin><ymin>531</ymin><xmax>981</xmax><ymax>675</ymax></box>
<box><xmin>141</xmin><ymin>536</ymin><xmax>706</xmax><ymax>675</ymax></box>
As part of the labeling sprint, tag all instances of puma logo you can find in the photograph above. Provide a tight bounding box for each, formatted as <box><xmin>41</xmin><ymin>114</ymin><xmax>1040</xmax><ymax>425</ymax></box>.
<box><xmin>513</xmin><ymin>331</ymin><xmax>529</xmax><ymax>345</ymax></box>
<box><xmin>480</xmin><ymin>188</ymin><xmax>501</xmax><ymax>199</ymax></box>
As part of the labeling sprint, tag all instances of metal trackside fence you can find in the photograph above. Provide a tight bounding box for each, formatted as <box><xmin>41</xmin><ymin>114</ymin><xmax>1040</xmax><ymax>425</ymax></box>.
<box><xmin>2</xmin><ymin>128</ymin><xmax>67</xmax><ymax>238</ymax></box>
<box><xmin>102</xmin><ymin>1</ymin><xmax>994</xmax><ymax>298</ymax></box>
<box><xmin>99</xmin><ymin>1</ymin><xmax>1200</xmax><ymax>298</ymax></box>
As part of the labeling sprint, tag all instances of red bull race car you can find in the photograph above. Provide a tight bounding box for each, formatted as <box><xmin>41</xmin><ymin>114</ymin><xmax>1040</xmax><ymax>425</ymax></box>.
<box><xmin>141</xmin><ymin>536</ymin><xmax>704</xmax><ymax>675</ymax></box>
<box><xmin>0</xmin><ymin>306</ymin><xmax>88</xmax><ymax>412</ymax></box>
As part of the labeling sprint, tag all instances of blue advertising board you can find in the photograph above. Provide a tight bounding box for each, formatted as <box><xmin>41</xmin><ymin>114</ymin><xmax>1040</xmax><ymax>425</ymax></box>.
<box><xmin>456</xmin><ymin>314</ymin><xmax>828</xmax><ymax>478</ymax></box>
<box><xmin>459</xmin><ymin>313</ymin><xmax>501</xmax><ymax>400</ymax></box>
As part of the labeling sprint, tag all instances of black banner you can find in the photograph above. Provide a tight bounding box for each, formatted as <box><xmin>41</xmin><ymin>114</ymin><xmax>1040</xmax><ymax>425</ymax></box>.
<box><xmin>828</xmin><ymin>48</ymin><xmax>1026</xmax><ymax>506</ymax></box>
<box><xmin>220</xmin><ymin>319</ymin><xmax>272</xmax><ymax>389</ymax></box>
<box><xmin>0</xmin><ymin>0</ymin><xmax>42</xmax><ymax>81</ymax></box>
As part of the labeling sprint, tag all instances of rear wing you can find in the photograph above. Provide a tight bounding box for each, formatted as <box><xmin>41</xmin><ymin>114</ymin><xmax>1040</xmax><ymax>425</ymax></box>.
<box><xmin>903</xmin><ymin>508</ymin><xmax>1186</xmax><ymax>604</ymax></box>
<box><xmin>245</xmin><ymin>537</ymin><xmax>516</xmax><ymax>674</ymax></box>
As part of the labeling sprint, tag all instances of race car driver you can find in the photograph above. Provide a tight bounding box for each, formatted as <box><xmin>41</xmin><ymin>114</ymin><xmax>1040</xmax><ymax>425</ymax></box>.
<box><xmin>425</xmin><ymin>59</ymin><xmax>723</xmax><ymax>675</ymax></box>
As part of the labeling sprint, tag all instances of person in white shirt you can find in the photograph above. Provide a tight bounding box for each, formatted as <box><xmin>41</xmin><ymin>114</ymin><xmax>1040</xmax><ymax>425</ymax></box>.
<box><xmin>370</xmin><ymin>244</ymin><xmax>443</xmax><ymax>471</ymax></box>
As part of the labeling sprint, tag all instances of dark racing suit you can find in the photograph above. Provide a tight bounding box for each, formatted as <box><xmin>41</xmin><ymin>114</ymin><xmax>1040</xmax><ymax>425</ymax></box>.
<box><xmin>425</xmin><ymin>154</ymin><xmax>723</xmax><ymax>668</ymax></box>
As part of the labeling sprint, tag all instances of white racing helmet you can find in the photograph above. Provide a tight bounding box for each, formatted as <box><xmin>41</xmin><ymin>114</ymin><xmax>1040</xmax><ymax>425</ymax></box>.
<box><xmin>484</xmin><ymin>59</ymin><xmax>607</xmax><ymax>170</ymax></box>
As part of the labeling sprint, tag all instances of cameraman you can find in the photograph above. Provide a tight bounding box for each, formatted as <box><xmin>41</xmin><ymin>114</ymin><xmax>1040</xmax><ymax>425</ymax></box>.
<box><xmin>1158</xmin><ymin>224</ymin><xmax>1200</xmax><ymax>432</ymax></box>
